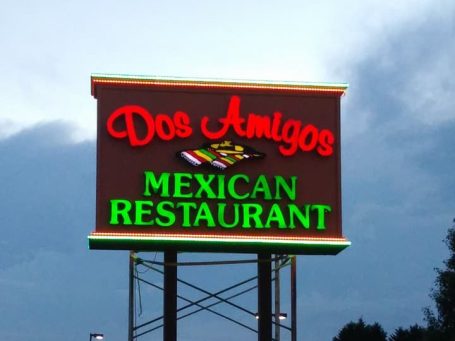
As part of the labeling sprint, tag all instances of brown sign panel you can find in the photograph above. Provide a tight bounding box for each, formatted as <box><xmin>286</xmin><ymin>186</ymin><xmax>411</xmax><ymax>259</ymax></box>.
<box><xmin>88</xmin><ymin>74</ymin><xmax>350</xmax><ymax>254</ymax></box>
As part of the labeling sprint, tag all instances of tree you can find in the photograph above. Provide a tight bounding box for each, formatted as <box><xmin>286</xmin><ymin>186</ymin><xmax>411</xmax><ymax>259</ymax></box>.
<box><xmin>389</xmin><ymin>324</ymin><xmax>426</xmax><ymax>341</ymax></box>
<box><xmin>424</xmin><ymin>221</ymin><xmax>455</xmax><ymax>340</ymax></box>
<box><xmin>333</xmin><ymin>318</ymin><xmax>387</xmax><ymax>341</ymax></box>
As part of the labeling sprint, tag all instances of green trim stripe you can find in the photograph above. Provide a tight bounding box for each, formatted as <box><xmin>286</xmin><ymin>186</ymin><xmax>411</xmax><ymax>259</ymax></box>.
<box><xmin>88</xmin><ymin>234</ymin><xmax>351</xmax><ymax>255</ymax></box>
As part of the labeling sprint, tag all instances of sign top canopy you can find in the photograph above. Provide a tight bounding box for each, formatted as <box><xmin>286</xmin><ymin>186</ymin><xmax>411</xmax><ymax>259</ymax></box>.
<box><xmin>91</xmin><ymin>73</ymin><xmax>348</xmax><ymax>98</ymax></box>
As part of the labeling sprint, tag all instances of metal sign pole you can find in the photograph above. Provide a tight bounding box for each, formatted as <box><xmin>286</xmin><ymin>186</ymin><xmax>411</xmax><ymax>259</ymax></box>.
<box><xmin>164</xmin><ymin>251</ymin><xmax>177</xmax><ymax>341</ymax></box>
<box><xmin>258</xmin><ymin>253</ymin><xmax>272</xmax><ymax>341</ymax></box>
<box><xmin>274</xmin><ymin>255</ymin><xmax>280</xmax><ymax>341</ymax></box>
<box><xmin>128</xmin><ymin>251</ymin><xmax>135</xmax><ymax>341</ymax></box>
<box><xmin>291</xmin><ymin>256</ymin><xmax>297</xmax><ymax>341</ymax></box>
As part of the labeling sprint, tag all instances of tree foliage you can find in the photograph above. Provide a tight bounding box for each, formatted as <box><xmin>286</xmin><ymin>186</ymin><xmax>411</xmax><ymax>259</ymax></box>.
<box><xmin>424</xmin><ymin>223</ymin><xmax>455</xmax><ymax>340</ymax></box>
<box><xmin>389</xmin><ymin>324</ymin><xmax>426</xmax><ymax>341</ymax></box>
<box><xmin>333</xmin><ymin>318</ymin><xmax>387</xmax><ymax>341</ymax></box>
<box><xmin>333</xmin><ymin>222</ymin><xmax>455</xmax><ymax>341</ymax></box>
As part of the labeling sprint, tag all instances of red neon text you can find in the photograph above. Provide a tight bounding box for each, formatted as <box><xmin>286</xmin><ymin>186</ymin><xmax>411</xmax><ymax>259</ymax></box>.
<box><xmin>106</xmin><ymin>96</ymin><xmax>334</xmax><ymax>156</ymax></box>
<box><xmin>107</xmin><ymin>105</ymin><xmax>192</xmax><ymax>145</ymax></box>
<box><xmin>201</xmin><ymin>96</ymin><xmax>334</xmax><ymax>156</ymax></box>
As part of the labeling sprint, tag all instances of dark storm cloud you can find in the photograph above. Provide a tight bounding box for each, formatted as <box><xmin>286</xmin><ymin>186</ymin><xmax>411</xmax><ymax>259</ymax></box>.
<box><xmin>300</xmin><ymin>11</ymin><xmax>455</xmax><ymax>340</ymax></box>
<box><xmin>0</xmin><ymin>122</ymin><xmax>94</xmax><ymax>265</ymax></box>
<box><xmin>0</xmin><ymin>123</ymin><xmax>127</xmax><ymax>341</ymax></box>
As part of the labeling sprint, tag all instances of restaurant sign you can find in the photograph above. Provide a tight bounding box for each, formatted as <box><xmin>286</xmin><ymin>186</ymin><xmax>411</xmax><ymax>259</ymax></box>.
<box><xmin>88</xmin><ymin>74</ymin><xmax>350</xmax><ymax>254</ymax></box>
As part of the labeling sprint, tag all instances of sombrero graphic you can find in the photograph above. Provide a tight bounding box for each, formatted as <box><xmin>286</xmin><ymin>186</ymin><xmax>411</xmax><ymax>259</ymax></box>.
<box><xmin>178</xmin><ymin>140</ymin><xmax>265</xmax><ymax>170</ymax></box>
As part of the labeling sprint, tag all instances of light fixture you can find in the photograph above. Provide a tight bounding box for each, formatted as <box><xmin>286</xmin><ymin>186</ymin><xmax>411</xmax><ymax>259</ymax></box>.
<box><xmin>90</xmin><ymin>333</ymin><xmax>104</xmax><ymax>340</ymax></box>
<box><xmin>278</xmin><ymin>313</ymin><xmax>287</xmax><ymax>320</ymax></box>
<box><xmin>254</xmin><ymin>312</ymin><xmax>287</xmax><ymax>320</ymax></box>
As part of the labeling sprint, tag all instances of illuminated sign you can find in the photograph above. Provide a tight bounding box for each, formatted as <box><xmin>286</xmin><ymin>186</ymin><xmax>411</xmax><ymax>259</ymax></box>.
<box><xmin>110</xmin><ymin>171</ymin><xmax>331</xmax><ymax>229</ymax></box>
<box><xmin>88</xmin><ymin>74</ymin><xmax>351</xmax><ymax>254</ymax></box>
<box><xmin>107</xmin><ymin>95</ymin><xmax>334</xmax><ymax>157</ymax></box>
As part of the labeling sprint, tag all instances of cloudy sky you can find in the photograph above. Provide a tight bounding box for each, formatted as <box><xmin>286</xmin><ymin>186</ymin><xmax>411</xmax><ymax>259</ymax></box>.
<box><xmin>1</xmin><ymin>0</ymin><xmax>454</xmax><ymax>340</ymax></box>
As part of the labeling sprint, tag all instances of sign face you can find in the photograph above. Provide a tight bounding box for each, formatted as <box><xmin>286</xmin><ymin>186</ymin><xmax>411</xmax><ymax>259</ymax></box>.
<box><xmin>88</xmin><ymin>74</ymin><xmax>351</xmax><ymax>254</ymax></box>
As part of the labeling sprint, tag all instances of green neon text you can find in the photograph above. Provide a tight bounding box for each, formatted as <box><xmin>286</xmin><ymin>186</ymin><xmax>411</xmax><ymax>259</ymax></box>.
<box><xmin>143</xmin><ymin>171</ymin><xmax>297</xmax><ymax>201</ymax></box>
<box><xmin>109</xmin><ymin>200</ymin><xmax>332</xmax><ymax>230</ymax></box>
<box><xmin>110</xmin><ymin>171</ymin><xmax>333</xmax><ymax>231</ymax></box>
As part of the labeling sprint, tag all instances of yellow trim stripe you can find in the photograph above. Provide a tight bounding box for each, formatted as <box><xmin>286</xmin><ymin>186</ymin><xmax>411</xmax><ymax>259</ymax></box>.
<box><xmin>91</xmin><ymin>74</ymin><xmax>348</xmax><ymax>98</ymax></box>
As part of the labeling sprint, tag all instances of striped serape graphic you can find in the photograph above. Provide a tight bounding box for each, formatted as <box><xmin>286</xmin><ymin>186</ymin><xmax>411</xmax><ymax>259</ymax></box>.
<box><xmin>179</xmin><ymin>140</ymin><xmax>265</xmax><ymax>170</ymax></box>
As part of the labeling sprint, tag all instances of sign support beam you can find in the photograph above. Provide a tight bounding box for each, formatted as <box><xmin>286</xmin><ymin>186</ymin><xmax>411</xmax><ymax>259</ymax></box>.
<box><xmin>164</xmin><ymin>251</ymin><xmax>177</xmax><ymax>341</ymax></box>
<box><xmin>128</xmin><ymin>251</ymin><xmax>135</xmax><ymax>341</ymax></box>
<box><xmin>258</xmin><ymin>253</ymin><xmax>272</xmax><ymax>341</ymax></box>
<box><xmin>291</xmin><ymin>256</ymin><xmax>297</xmax><ymax>341</ymax></box>
<box><xmin>274</xmin><ymin>254</ymin><xmax>281</xmax><ymax>341</ymax></box>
